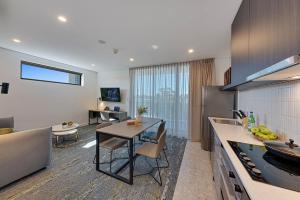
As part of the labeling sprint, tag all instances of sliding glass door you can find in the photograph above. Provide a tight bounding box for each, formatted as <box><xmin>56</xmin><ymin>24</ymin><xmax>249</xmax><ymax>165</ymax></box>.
<box><xmin>129</xmin><ymin>63</ymin><xmax>189</xmax><ymax>138</ymax></box>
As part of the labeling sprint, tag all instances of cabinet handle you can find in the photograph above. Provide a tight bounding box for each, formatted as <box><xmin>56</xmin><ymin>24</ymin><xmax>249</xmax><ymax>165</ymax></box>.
<box><xmin>234</xmin><ymin>184</ymin><xmax>242</xmax><ymax>193</ymax></box>
<box><xmin>229</xmin><ymin>171</ymin><xmax>235</xmax><ymax>178</ymax></box>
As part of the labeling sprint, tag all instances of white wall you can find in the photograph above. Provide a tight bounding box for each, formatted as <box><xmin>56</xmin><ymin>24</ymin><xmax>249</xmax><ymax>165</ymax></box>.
<box><xmin>0</xmin><ymin>48</ymin><xmax>98</xmax><ymax>130</ymax></box>
<box><xmin>238</xmin><ymin>80</ymin><xmax>300</xmax><ymax>142</ymax></box>
<box><xmin>97</xmin><ymin>69</ymin><xmax>130</xmax><ymax>112</ymax></box>
<box><xmin>214</xmin><ymin>57</ymin><xmax>231</xmax><ymax>86</ymax></box>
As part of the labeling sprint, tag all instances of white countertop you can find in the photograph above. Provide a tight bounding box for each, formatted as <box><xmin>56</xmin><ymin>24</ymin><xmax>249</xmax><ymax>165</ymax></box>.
<box><xmin>209</xmin><ymin>117</ymin><xmax>300</xmax><ymax>200</ymax></box>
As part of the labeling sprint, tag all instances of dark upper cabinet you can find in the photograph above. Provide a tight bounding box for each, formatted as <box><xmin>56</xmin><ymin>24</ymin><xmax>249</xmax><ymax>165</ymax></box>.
<box><xmin>231</xmin><ymin>0</ymin><xmax>249</xmax><ymax>86</ymax></box>
<box><xmin>229</xmin><ymin>0</ymin><xmax>300</xmax><ymax>89</ymax></box>
<box><xmin>290</xmin><ymin>0</ymin><xmax>300</xmax><ymax>57</ymax></box>
<box><xmin>249</xmin><ymin>0</ymin><xmax>293</xmax><ymax>73</ymax></box>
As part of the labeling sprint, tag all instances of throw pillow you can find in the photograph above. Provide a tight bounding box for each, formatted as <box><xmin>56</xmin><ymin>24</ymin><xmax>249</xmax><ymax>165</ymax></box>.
<box><xmin>0</xmin><ymin>128</ymin><xmax>14</xmax><ymax>135</ymax></box>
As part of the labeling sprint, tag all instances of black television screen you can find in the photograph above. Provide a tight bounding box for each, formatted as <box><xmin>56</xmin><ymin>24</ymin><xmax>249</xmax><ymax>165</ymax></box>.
<box><xmin>100</xmin><ymin>88</ymin><xmax>121</xmax><ymax>102</ymax></box>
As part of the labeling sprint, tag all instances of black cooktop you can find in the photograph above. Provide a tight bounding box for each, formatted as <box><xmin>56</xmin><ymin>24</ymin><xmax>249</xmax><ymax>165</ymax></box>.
<box><xmin>228</xmin><ymin>141</ymin><xmax>300</xmax><ymax>193</ymax></box>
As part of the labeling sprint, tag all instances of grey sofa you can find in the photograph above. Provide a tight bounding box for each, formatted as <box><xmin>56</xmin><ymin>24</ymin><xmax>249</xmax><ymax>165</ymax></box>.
<box><xmin>0</xmin><ymin>116</ymin><xmax>14</xmax><ymax>128</ymax></box>
<box><xmin>0</xmin><ymin>117</ymin><xmax>52</xmax><ymax>188</ymax></box>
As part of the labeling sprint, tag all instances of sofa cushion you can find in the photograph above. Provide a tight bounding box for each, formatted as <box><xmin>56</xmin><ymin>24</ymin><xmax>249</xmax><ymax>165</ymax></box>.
<box><xmin>0</xmin><ymin>128</ymin><xmax>14</xmax><ymax>135</ymax></box>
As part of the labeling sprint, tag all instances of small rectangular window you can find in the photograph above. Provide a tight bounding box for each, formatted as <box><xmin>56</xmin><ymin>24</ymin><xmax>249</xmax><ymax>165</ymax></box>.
<box><xmin>21</xmin><ymin>61</ymin><xmax>82</xmax><ymax>86</ymax></box>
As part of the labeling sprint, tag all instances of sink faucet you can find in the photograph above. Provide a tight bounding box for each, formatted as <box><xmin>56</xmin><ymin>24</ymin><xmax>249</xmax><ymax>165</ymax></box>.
<box><xmin>232</xmin><ymin>110</ymin><xmax>243</xmax><ymax>119</ymax></box>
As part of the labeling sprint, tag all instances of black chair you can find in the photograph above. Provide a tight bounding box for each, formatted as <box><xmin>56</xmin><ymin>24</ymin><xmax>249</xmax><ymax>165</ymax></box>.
<box><xmin>113</xmin><ymin>106</ymin><xmax>120</xmax><ymax>112</ymax></box>
<box><xmin>142</xmin><ymin>121</ymin><xmax>166</xmax><ymax>143</ymax></box>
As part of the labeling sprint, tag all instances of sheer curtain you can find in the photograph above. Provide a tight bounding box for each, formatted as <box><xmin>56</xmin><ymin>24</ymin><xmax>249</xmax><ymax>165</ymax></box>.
<box><xmin>129</xmin><ymin>62</ymin><xmax>189</xmax><ymax>138</ymax></box>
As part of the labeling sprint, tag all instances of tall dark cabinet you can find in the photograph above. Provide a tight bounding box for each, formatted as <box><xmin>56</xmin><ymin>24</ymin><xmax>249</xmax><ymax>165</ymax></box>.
<box><xmin>229</xmin><ymin>0</ymin><xmax>300</xmax><ymax>89</ymax></box>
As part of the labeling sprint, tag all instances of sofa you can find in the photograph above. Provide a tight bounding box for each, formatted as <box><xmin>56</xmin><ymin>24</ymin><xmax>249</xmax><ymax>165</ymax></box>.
<box><xmin>0</xmin><ymin>117</ymin><xmax>52</xmax><ymax>188</ymax></box>
<box><xmin>0</xmin><ymin>116</ymin><xmax>14</xmax><ymax>129</ymax></box>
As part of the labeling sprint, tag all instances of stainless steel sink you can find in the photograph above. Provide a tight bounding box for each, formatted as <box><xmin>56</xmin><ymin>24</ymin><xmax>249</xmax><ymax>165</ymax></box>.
<box><xmin>213</xmin><ymin>118</ymin><xmax>242</xmax><ymax>126</ymax></box>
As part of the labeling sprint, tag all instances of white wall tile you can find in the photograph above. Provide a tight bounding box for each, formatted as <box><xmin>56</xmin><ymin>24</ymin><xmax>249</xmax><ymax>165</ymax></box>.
<box><xmin>238</xmin><ymin>80</ymin><xmax>300</xmax><ymax>143</ymax></box>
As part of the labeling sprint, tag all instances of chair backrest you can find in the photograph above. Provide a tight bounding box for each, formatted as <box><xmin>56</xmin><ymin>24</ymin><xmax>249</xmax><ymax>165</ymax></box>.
<box><xmin>96</xmin><ymin>122</ymin><xmax>113</xmax><ymax>143</ymax></box>
<box><xmin>155</xmin><ymin>121</ymin><xmax>166</xmax><ymax>140</ymax></box>
<box><xmin>154</xmin><ymin>129</ymin><xmax>167</xmax><ymax>158</ymax></box>
<box><xmin>0</xmin><ymin>117</ymin><xmax>14</xmax><ymax>129</ymax></box>
<box><xmin>100</xmin><ymin>112</ymin><xmax>109</xmax><ymax>121</ymax></box>
<box><xmin>114</xmin><ymin>106</ymin><xmax>120</xmax><ymax>112</ymax></box>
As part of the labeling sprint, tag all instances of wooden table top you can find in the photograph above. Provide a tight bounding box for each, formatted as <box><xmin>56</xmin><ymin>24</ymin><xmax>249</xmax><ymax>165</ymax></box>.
<box><xmin>96</xmin><ymin>117</ymin><xmax>162</xmax><ymax>139</ymax></box>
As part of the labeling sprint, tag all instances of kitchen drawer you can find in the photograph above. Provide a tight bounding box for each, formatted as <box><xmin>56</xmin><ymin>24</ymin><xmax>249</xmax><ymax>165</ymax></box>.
<box><xmin>221</xmin><ymin>145</ymin><xmax>250</xmax><ymax>200</ymax></box>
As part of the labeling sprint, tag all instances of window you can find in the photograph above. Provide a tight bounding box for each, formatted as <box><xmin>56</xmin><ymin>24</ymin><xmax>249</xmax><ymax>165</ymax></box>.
<box><xmin>20</xmin><ymin>61</ymin><xmax>82</xmax><ymax>86</ymax></box>
<box><xmin>129</xmin><ymin>63</ymin><xmax>189</xmax><ymax>138</ymax></box>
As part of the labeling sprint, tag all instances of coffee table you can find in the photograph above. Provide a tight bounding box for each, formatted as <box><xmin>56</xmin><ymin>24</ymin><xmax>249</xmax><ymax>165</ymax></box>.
<box><xmin>52</xmin><ymin>123</ymin><xmax>79</xmax><ymax>146</ymax></box>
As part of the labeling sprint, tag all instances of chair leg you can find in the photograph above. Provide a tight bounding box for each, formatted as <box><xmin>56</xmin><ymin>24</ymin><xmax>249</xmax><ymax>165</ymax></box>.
<box><xmin>163</xmin><ymin>149</ymin><xmax>169</xmax><ymax>168</ymax></box>
<box><xmin>56</xmin><ymin>136</ymin><xmax>59</xmax><ymax>146</ymax></box>
<box><xmin>155</xmin><ymin>158</ymin><xmax>162</xmax><ymax>186</ymax></box>
<box><xmin>133</xmin><ymin>155</ymin><xmax>137</xmax><ymax>169</ymax></box>
<box><xmin>133</xmin><ymin>156</ymin><xmax>163</xmax><ymax>186</ymax></box>
<box><xmin>109</xmin><ymin>150</ymin><xmax>113</xmax><ymax>173</ymax></box>
<box><xmin>164</xmin><ymin>143</ymin><xmax>168</xmax><ymax>150</ymax></box>
<box><xmin>75</xmin><ymin>131</ymin><xmax>79</xmax><ymax>141</ymax></box>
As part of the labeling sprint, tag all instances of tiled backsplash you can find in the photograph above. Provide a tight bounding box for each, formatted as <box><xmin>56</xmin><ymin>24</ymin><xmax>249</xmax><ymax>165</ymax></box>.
<box><xmin>238</xmin><ymin>80</ymin><xmax>300</xmax><ymax>142</ymax></box>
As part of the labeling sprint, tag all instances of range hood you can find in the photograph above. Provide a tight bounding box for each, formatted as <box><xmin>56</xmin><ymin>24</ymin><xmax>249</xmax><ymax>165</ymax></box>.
<box><xmin>246</xmin><ymin>55</ymin><xmax>300</xmax><ymax>81</ymax></box>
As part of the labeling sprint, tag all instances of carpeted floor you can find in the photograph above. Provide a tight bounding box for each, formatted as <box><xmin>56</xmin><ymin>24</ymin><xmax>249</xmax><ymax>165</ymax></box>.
<box><xmin>0</xmin><ymin>125</ymin><xmax>187</xmax><ymax>200</ymax></box>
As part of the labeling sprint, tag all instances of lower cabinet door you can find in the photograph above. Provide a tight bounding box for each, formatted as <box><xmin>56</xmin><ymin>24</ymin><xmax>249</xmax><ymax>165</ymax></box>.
<box><xmin>218</xmin><ymin>159</ymin><xmax>236</xmax><ymax>200</ymax></box>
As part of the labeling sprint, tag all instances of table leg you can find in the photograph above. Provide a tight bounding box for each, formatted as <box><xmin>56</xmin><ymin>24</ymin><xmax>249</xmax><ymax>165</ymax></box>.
<box><xmin>97</xmin><ymin>111</ymin><xmax>99</xmax><ymax>124</ymax></box>
<box><xmin>88</xmin><ymin>111</ymin><xmax>91</xmax><ymax>125</ymax></box>
<box><xmin>96</xmin><ymin>132</ymin><xmax>100</xmax><ymax>171</ymax></box>
<box><xmin>129</xmin><ymin>138</ymin><xmax>134</xmax><ymax>184</ymax></box>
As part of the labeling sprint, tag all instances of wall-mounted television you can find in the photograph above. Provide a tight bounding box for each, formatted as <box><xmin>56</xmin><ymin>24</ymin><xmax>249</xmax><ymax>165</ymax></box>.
<box><xmin>100</xmin><ymin>88</ymin><xmax>121</xmax><ymax>102</ymax></box>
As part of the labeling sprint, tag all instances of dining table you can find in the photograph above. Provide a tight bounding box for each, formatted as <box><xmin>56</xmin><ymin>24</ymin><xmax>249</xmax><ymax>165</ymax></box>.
<box><xmin>95</xmin><ymin>117</ymin><xmax>162</xmax><ymax>185</ymax></box>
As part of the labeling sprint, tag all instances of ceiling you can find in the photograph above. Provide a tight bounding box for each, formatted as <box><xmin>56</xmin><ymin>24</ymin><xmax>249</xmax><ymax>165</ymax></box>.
<box><xmin>0</xmin><ymin>0</ymin><xmax>242</xmax><ymax>72</ymax></box>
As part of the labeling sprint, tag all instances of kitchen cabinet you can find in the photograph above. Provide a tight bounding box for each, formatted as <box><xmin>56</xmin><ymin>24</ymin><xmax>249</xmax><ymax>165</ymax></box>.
<box><xmin>290</xmin><ymin>0</ymin><xmax>300</xmax><ymax>57</ymax></box>
<box><xmin>210</xmin><ymin>129</ymin><xmax>222</xmax><ymax>200</ymax></box>
<box><xmin>249</xmin><ymin>0</ymin><xmax>293</xmax><ymax>73</ymax></box>
<box><xmin>210</xmin><ymin>127</ymin><xmax>250</xmax><ymax>200</ymax></box>
<box><xmin>231</xmin><ymin>0</ymin><xmax>250</xmax><ymax>86</ymax></box>
<box><xmin>228</xmin><ymin>0</ymin><xmax>300</xmax><ymax>90</ymax></box>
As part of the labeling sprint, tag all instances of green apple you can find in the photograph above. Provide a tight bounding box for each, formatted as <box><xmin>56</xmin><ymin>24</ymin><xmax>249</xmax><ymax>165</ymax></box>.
<box><xmin>251</xmin><ymin>127</ymin><xmax>259</xmax><ymax>133</ymax></box>
<box><xmin>260</xmin><ymin>127</ymin><xmax>272</xmax><ymax>135</ymax></box>
<box><xmin>258</xmin><ymin>124</ymin><xmax>266</xmax><ymax>128</ymax></box>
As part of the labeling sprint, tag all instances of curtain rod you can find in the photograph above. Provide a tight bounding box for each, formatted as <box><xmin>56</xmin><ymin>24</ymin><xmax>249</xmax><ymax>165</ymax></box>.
<box><xmin>129</xmin><ymin>58</ymin><xmax>214</xmax><ymax>70</ymax></box>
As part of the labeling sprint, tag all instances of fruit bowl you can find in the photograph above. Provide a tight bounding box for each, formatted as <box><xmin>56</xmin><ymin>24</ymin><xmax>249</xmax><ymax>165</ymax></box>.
<box><xmin>250</xmin><ymin>125</ymin><xmax>278</xmax><ymax>141</ymax></box>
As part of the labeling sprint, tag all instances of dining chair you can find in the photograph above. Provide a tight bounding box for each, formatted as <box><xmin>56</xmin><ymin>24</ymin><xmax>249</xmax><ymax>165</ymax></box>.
<box><xmin>142</xmin><ymin>120</ymin><xmax>168</xmax><ymax>150</ymax></box>
<box><xmin>134</xmin><ymin>129</ymin><xmax>169</xmax><ymax>186</ymax></box>
<box><xmin>93</xmin><ymin>122</ymin><xmax>129</xmax><ymax>172</ymax></box>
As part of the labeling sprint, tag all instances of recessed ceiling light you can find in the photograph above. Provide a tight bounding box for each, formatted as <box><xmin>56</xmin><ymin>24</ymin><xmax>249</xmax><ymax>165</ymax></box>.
<box><xmin>91</xmin><ymin>64</ymin><xmax>96</xmax><ymax>67</ymax></box>
<box><xmin>98</xmin><ymin>40</ymin><xmax>106</xmax><ymax>44</ymax></box>
<box><xmin>152</xmin><ymin>45</ymin><xmax>159</xmax><ymax>50</ymax></box>
<box><xmin>129</xmin><ymin>58</ymin><xmax>134</xmax><ymax>62</ymax></box>
<box><xmin>113</xmin><ymin>48</ymin><xmax>119</xmax><ymax>54</ymax></box>
<box><xmin>12</xmin><ymin>38</ymin><xmax>21</xmax><ymax>43</ymax></box>
<box><xmin>57</xmin><ymin>15</ymin><xmax>67</xmax><ymax>22</ymax></box>
<box><xmin>188</xmin><ymin>49</ymin><xmax>194</xmax><ymax>54</ymax></box>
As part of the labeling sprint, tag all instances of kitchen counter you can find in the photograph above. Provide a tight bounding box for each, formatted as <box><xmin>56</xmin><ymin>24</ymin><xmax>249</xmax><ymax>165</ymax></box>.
<box><xmin>209</xmin><ymin>117</ymin><xmax>300</xmax><ymax>200</ymax></box>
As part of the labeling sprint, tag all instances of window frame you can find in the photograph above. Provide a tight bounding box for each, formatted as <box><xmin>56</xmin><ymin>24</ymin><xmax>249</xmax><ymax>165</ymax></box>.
<box><xmin>20</xmin><ymin>61</ymin><xmax>83</xmax><ymax>86</ymax></box>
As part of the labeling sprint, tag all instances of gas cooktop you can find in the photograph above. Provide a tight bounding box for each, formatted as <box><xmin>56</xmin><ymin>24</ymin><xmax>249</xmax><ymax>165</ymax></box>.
<box><xmin>228</xmin><ymin>141</ymin><xmax>300</xmax><ymax>193</ymax></box>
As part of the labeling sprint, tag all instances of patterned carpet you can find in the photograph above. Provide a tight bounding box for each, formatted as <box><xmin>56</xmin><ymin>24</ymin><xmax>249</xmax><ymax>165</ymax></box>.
<box><xmin>0</xmin><ymin>125</ymin><xmax>187</xmax><ymax>200</ymax></box>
